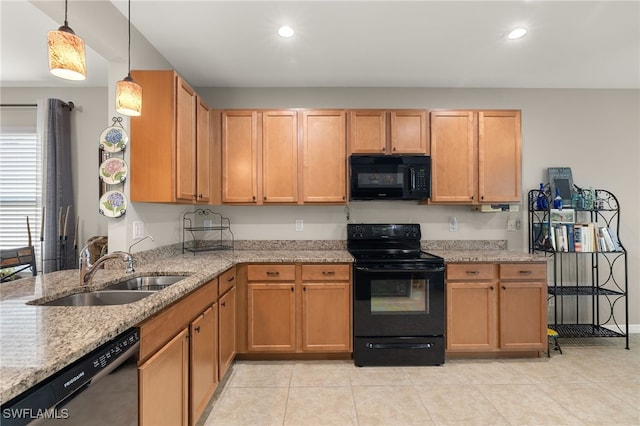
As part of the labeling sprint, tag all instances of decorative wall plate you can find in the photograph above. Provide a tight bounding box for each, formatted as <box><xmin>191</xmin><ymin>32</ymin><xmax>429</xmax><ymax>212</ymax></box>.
<box><xmin>99</xmin><ymin>157</ymin><xmax>128</xmax><ymax>184</ymax></box>
<box><xmin>99</xmin><ymin>190</ymin><xmax>127</xmax><ymax>218</ymax></box>
<box><xmin>99</xmin><ymin>125</ymin><xmax>128</xmax><ymax>152</ymax></box>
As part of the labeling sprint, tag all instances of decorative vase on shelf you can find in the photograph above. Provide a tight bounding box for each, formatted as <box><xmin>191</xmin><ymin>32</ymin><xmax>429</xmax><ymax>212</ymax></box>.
<box><xmin>584</xmin><ymin>186</ymin><xmax>594</xmax><ymax>209</ymax></box>
<box><xmin>536</xmin><ymin>183</ymin><xmax>548</xmax><ymax>210</ymax></box>
<box><xmin>553</xmin><ymin>188</ymin><xmax>563</xmax><ymax>209</ymax></box>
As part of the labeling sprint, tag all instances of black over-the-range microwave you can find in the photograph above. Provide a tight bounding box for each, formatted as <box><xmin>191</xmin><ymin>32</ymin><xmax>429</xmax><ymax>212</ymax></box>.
<box><xmin>349</xmin><ymin>155</ymin><xmax>431</xmax><ymax>201</ymax></box>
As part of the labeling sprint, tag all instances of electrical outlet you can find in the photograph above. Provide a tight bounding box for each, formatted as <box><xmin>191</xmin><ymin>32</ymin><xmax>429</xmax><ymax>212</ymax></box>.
<box><xmin>449</xmin><ymin>217</ymin><xmax>458</xmax><ymax>232</ymax></box>
<box><xmin>133</xmin><ymin>221</ymin><xmax>144</xmax><ymax>239</ymax></box>
<box><xmin>295</xmin><ymin>219</ymin><xmax>304</xmax><ymax>232</ymax></box>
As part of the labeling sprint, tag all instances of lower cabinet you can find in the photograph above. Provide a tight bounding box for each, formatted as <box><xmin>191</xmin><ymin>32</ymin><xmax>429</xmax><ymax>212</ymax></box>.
<box><xmin>190</xmin><ymin>304</ymin><xmax>218</xmax><ymax>424</ymax></box>
<box><xmin>446</xmin><ymin>262</ymin><xmax>546</xmax><ymax>354</ymax></box>
<box><xmin>245</xmin><ymin>263</ymin><xmax>352</xmax><ymax>353</ymax></box>
<box><xmin>139</xmin><ymin>329</ymin><xmax>189</xmax><ymax>426</ymax></box>
<box><xmin>138</xmin><ymin>268</ymin><xmax>238</xmax><ymax>426</ymax></box>
<box><xmin>218</xmin><ymin>281</ymin><xmax>236</xmax><ymax>379</ymax></box>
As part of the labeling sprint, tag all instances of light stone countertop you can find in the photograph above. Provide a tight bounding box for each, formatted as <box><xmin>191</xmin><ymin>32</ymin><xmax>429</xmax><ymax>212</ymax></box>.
<box><xmin>0</xmin><ymin>244</ymin><xmax>544</xmax><ymax>403</ymax></box>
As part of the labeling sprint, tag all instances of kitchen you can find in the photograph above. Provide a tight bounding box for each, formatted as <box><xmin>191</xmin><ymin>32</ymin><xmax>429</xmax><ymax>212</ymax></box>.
<box><xmin>1</xmin><ymin>1</ymin><xmax>639</xmax><ymax>425</ymax></box>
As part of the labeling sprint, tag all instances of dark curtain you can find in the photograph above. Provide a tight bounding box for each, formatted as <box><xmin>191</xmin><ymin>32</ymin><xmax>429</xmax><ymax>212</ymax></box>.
<box><xmin>39</xmin><ymin>99</ymin><xmax>76</xmax><ymax>273</ymax></box>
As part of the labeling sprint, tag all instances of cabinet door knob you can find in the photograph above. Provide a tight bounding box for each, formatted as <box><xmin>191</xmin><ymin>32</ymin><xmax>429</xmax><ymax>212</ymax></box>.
<box><xmin>198</xmin><ymin>193</ymin><xmax>203</xmax><ymax>199</ymax></box>
<box><xmin>195</xmin><ymin>326</ymin><xmax>200</xmax><ymax>333</ymax></box>
<box><xmin>382</xmin><ymin>147</ymin><xmax>386</xmax><ymax>152</ymax></box>
<box><xmin>291</xmin><ymin>287</ymin><xmax>294</xmax><ymax>292</ymax></box>
<box><xmin>471</xmin><ymin>195</ymin><xmax>474</xmax><ymax>200</ymax></box>
<box><xmin>502</xmin><ymin>286</ymin><xmax>506</xmax><ymax>290</ymax></box>
<box><xmin>264</xmin><ymin>196</ymin><xmax>267</xmax><ymax>201</ymax></box>
<box><xmin>252</xmin><ymin>196</ymin><xmax>256</xmax><ymax>201</ymax></box>
<box><xmin>490</xmin><ymin>286</ymin><xmax>494</xmax><ymax>290</ymax></box>
<box><xmin>221</xmin><ymin>301</ymin><xmax>226</xmax><ymax>307</ymax></box>
<box><xmin>392</xmin><ymin>147</ymin><xmax>396</xmax><ymax>151</ymax></box>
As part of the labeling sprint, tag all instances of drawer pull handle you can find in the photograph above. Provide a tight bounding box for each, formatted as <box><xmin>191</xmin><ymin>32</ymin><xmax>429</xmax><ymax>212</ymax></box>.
<box><xmin>227</xmin><ymin>276</ymin><xmax>235</xmax><ymax>282</ymax></box>
<box><xmin>466</xmin><ymin>270</ymin><xmax>480</xmax><ymax>275</ymax></box>
<box><xmin>266</xmin><ymin>271</ymin><xmax>280</xmax><ymax>276</ymax></box>
<box><xmin>519</xmin><ymin>270</ymin><xmax>532</xmax><ymax>275</ymax></box>
<box><xmin>322</xmin><ymin>271</ymin><xmax>336</xmax><ymax>275</ymax></box>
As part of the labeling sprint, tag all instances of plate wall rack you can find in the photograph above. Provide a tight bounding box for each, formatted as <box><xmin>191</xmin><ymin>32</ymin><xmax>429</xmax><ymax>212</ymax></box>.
<box><xmin>182</xmin><ymin>209</ymin><xmax>234</xmax><ymax>254</ymax></box>
<box><xmin>528</xmin><ymin>188</ymin><xmax>629</xmax><ymax>349</ymax></box>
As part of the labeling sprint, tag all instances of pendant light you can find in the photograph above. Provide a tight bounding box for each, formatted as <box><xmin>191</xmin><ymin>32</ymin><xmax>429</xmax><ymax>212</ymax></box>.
<box><xmin>116</xmin><ymin>0</ymin><xmax>142</xmax><ymax>116</ymax></box>
<box><xmin>47</xmin><ymin>0</ymin><xmax>87</xmax><ymax>81</ymax></box>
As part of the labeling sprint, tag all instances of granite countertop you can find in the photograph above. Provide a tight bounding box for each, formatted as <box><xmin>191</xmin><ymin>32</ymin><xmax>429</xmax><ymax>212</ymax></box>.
<box><xmin>0</xmin><ymin>243</ymin><xmax>543</xmax><ymax>403</ymax></box>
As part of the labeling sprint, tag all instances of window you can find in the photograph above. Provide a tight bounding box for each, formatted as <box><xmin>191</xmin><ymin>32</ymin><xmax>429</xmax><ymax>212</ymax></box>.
<box><xmin>0</xmin><ymin>133</ymin><xmax>41</xmax><ymax>252</ymax></box>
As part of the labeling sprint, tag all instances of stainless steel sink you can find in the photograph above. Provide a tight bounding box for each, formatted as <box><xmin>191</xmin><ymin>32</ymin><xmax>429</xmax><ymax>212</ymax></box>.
<box><xmin>100</xmin><ymin>275</ymin><xmax>186</xmax><ymax>291</ymax></box>
<box><xmin>39</xmin><ymin>290</ymin><xmax>157</xmax><ymax>306</ymax></box>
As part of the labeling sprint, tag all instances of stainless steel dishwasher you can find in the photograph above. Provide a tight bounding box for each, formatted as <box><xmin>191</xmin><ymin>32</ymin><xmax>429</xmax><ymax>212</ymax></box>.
<box><xmin>1</xmin><ymin>328</ymin><xmax>139</xmax><ymax>426</ymax></box>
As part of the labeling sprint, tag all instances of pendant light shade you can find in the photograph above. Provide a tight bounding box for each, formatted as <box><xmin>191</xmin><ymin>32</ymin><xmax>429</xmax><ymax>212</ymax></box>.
<box><xmin>47</xmin><ymin>1</ymin><xmax>86</xmax><ymax>81</ymax></box>
<box><xmin>116</xmin><ymin>74</ymin><xmax>142</xmax><ymax>116</ymax></box>
<box><xmin>116</xmin><ymin>0</ymin><xmax>142</xmax><ymax>116</ymax></box>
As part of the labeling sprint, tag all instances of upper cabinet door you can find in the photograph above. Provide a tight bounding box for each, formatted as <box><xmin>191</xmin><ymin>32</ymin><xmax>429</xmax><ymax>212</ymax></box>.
<box><xmin>301</xmin><ymin>110</ymin><xmax>347</xmax><ymax>203</ymax></box>
<box><xmin>262</xmin><ymin>110</ymin><xmax>298</xmax><ymax>203</ymax></box>
<box><xmin>430</xmin><ymin>111</ymin><xmax>476</xmax><ymax>203</ymax></box>
<box><xmin>175</xmin><ymin>77</ymin><xmax>197</xmax><ymax>202</ymax></box>
<box><xmin>390</xmin><ymin>110</ymin><xmax>428</xmax><ymax>154</ymax></box>
<box><xmin>195</xmin><ymin>97</ymin><xmax>211</xmax><ymax>203</ymax></box>
<box><xmin>349</xmin><ymin>110</ymin><xmax>387</xmax><ymax>154</ymax></box>
<box><xmin>478</xmin><ymin>111</ymin><xmax>522</xmax><ymax>203</ymax></box>
<box><xmin>222</xmin><ymin>111</ymin><xmax>258</xmax><ymax>203</ymax></box>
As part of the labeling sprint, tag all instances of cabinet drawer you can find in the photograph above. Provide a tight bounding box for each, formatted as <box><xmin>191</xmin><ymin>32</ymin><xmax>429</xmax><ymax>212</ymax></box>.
<box><xmin>139</xmin><ymin>279</ymin><xmax>217</xmax><ymax>362</ymax></box>
<box><xmin>447</xmin><ymin>263</ymin><xmax>496</xmax><ymax>280</ymax></box>
<box><xmin>247</xmin><ymin>264</ymin><xmax>296</xmax><ymax>281</ymax></box>
<box><xmin>218</xmin><ymin>266</ymin><xmax>236</xmax><ymax>295</ymax></box>
<box><xmin>301</xmin><ymin>264</ymin><xmax>350</xmax><ymax>281</ymax></box>
<box><xmin>500</xmin><ymin>263</ymin><xmax>546</xmax><ymax>280</ymax></box>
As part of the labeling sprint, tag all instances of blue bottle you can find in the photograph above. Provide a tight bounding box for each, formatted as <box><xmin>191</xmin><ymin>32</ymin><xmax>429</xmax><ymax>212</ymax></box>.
<box><xmin>536</xmin><ymin>183</ymin><xmax>548</xmax><ymax>210</ymax></box>
<box><xmin>553</xmin><ymin>188</ymin><xmax>563</xmax><ymax>209</ymax></box>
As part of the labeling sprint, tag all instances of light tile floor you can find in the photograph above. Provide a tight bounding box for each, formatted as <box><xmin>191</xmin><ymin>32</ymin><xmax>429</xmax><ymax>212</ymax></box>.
<box><xmin>202</xmin><ymin>335</ymin><xmax>639</xmax><ymax>426</ymax></box>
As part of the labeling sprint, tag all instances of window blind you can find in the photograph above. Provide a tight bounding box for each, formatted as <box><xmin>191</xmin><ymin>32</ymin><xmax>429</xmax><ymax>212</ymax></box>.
<box><xmin>0</xmin><ymin>133</ymin><xmax>41</xmax><ymax>251</ymax></box>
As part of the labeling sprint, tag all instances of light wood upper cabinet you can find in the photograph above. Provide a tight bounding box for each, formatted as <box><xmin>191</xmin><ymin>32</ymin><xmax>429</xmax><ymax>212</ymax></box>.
<box><xmin>221</xmin><ymin>110</ymin><xmax>298</xmax><ymax>204</ymax></box>
<box><xmin>349</xmin><ymin>110</ymin><xmax>428</xmax><ymax>154</ymax></box>
<box><xmin>262</xmin><ymin>110</ymin><xmax>298</xmax><ymax>203</ymax></box>
<box><xmin>430</xmin><ymin>110</ymin><xmax>521</xmax><ymax>204</ymax></box>
<box><xmin>430</xmin><ymin>111</ymin><xmax>476</xmax><ymax>203</ymax></box>
<box><xmin>349</xmin><ymin>110</ymin><xmax>387</xmax><ymax>153</ymax></box>
<box><xmin>221</xmin><ymin>110</ymin><xmax>258</xmax><ymax>203</ymax></box>
<box><xmin>195</xmin><ymin>98</ymin><xmax>211</xmax><ymax>203</ymax></box>
<box><xmin>478</xmin><ymin>111</ymin><xmax>522</xmax><ymax>204</ymax></box>
<box><xmin>301</xmin><ymin>110</ymin><xmax>347</xmax><ymax>203</ymax></box>
<box><xmin>130</xmin><ymin>70</ymin><xmax>211</xmax><ymax>203</ymax></box>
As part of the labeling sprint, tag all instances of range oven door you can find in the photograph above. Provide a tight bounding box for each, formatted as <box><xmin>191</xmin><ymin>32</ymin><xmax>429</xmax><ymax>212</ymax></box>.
<box><xmin>353</xmin><ymin>264</ymin><xmax>445</xmax><ymax>337</ymax></box>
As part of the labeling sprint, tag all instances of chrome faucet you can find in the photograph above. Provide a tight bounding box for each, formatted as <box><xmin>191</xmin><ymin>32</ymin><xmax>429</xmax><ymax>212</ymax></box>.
<box><xmin>128</xmin><ymin>235</ymin><xmax>154</xmax><ymax>253</ymax></box>
<box><xmin>79</xmin><ymin>242</ymin><xmax>134</xmax><ymax>286</ymax></box>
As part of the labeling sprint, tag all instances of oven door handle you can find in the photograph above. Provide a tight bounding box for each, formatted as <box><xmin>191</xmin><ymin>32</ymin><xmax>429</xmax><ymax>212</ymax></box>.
<box><xmin>366</xmin><ymin>342</ymin><xmax>435</xmax><ymax>350</ymax></box>
<box><xmin>355</xmin><ymin>266</ymin><xmax>444</xmax><ymax>273</ymax></box>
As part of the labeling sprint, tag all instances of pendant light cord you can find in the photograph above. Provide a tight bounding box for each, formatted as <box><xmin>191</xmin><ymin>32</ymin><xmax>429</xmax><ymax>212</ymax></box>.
<box><xmin>64</xmin><ymin>0</ymin><xmax>69</xmax><ymax>26</ymax></box>
<box><xmin>127</xmin><ymin>0</ymin><xmax>131</xmax><ymax>76</ymax></box>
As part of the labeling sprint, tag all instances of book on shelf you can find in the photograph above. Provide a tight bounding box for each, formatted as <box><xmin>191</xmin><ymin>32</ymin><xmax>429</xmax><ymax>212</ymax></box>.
<box><xmin>540</xmin><ymin>221</ymin><xmax>620</xmax><ymax>253</ymax></box>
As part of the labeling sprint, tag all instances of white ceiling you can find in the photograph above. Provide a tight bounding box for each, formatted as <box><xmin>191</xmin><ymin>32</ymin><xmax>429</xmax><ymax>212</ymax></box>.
<box><xmin>2</xmin><ymin>0</ymin><xmax>639</xmax><ymax>89</ymax></box>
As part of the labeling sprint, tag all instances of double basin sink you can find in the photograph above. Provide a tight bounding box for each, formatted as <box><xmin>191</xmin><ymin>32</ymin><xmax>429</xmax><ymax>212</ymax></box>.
<box><xmin>37</xmin><ymin>275</ymin><xmax>187</xmax><ymax>307</ymax></box>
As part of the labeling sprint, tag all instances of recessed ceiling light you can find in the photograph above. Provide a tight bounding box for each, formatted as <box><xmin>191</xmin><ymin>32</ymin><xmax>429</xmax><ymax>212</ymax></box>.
<box><xmin>278</xmin><ymin>25</ymin><xmax>295</xmax><ymax>38</ymax></box>
<box><xmin>507</xmin><ymin>27</ymin><xmax>528</xmax><ymax>40</ymax></box>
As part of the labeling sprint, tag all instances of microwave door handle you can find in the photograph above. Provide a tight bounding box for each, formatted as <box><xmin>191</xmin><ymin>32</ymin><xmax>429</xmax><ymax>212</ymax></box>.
<box><xmin>409</xmin><ymin>167</ymin><xmax>416</xmax><ymax>193</ymax></box>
